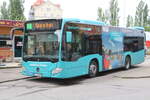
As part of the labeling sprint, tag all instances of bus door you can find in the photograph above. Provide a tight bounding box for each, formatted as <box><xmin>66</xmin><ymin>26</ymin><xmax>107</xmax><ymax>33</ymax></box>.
<box><xmin>14</xmin><ymin>35</ymin><xmax>23</xmax><ymax>58</ymax></box>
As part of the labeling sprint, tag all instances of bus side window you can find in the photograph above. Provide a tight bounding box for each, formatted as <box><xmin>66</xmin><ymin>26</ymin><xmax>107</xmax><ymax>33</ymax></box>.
<box><xmin>124</xmin><ymin>37</ymin><xmax>144</xmax><ymax>52</ymax></box>
<box><xmin>62</xmin><ymin>30</ymin><xmax>83</xmax><ymax>61</ymax></box>
<box><xmin>133</xmin><ymin>41</ymin><xmax>138</xmax><ymax>52</ymax></box>
<box><xmin>86</xmin><ymin>35</ymin><xmax>102</xmax><ymax>55</ymax></box>
<box><xmin>124</xmin><ymin>37</ymin><xmax>133</xmax><ymax>52</ymax></box>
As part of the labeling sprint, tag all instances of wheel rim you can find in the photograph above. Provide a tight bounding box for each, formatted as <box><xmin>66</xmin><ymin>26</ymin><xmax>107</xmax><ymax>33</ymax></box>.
<box><xmin>89</xmin><ymin>64</ymin><xmax>97</xmax><ymax>76</ymax></box>
<box><xmin>126</xmin><ymin>61</ymin><xmax>129</xmax><ymax>69</ymax></box>
<box><xmin>125</xmin><ymin>58</ymin><xmax>130</xmax><ymax>69</ymax></box>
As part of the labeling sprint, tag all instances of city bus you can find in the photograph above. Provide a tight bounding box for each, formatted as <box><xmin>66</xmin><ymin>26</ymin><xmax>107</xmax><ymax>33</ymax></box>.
<box><xmin>14</xmin><ymin>18</ymin><xmax>145</xmax><ymax>78</ymax></box>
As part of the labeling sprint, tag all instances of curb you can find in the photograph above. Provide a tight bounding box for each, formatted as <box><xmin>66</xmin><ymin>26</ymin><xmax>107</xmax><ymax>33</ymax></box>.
<box><xmin>114</xmin><ymin>75</ymin><xmax>150</xmax><ymax>79</ymax></box>
<box><xmin>0</xmin><ymin>77</ymin><xmax>34</xmax><ymax>84</ymax></box>
<box><xmin>0</xmin><ymin>66</ymin><xmax>22</xmax><ymax>69</ymax></box>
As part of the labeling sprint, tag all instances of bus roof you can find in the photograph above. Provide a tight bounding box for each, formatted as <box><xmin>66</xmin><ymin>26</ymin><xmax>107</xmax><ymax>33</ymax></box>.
<box><xmin>25</xmin><ymin>18</ymin><xmax>106</xmax><ymax>26</ymax></box>
<box><xmin>63</xmin><ymin>18</ymin><xmax>106</xmax><ymax>26</ymax></box>
<box><xmin>129</xmin><ymin>26</ymin><xmax>145</xmax><ymax>30</ymax></box>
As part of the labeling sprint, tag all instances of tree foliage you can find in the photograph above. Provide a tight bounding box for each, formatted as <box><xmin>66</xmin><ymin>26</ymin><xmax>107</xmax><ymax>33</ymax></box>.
<box><xmin>9</xmin><ymin>0</ymin><xmax>26</xmax><ymax>20</ymax></box>
<box><xmin>109</xmin><ymin>0</ymin><xmax>119</xmax><ymax>26</ymax></box>
<box><xmin>145</xmin><ymin>26</ymin><xmax>150</xmax><ymax>32</ymax></box>
<box><xmin>143</xmin><ymin>4</ymin><xmax>149</xmax><ymax>26</ymax></box>
<box><xmin>126</xmin><ymin>15</ymin><xmax>133</xmax><ymax>27</ymax></box>
<box><xmin>0</xmin><ymin>0</ymin><xmax>26</xmax><ymax>20</ymax></box>
<box><xmin>97</xmin><ymin>0</ymin><xmax>119</xmax><ymax>26</ymax></box>
<box><xmin>148</xmin><ymin>17</ymin><xmax>150</xmax><ymax>26</ymax></box>
<box><xmin>0</xmin><ymin>1</ymin><xmax>9</xmax><ymax>19</ymax></box>
<box><xmin>97</xmin><ymin>7</ymin><xmax>109</xmax><ymax>23</ymax></box>
<box><xmin>135</xmin><ymin>0</ymin><xmax>149</xmax><ymax>27</ymax></box>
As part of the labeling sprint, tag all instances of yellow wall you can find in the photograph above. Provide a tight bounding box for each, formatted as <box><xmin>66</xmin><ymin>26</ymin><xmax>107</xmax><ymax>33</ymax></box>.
<box><xmin>0</xmin><ymin>26</ymin><xmax>23</xmax><ymax>35</ymax></box>
<box><xmin>0</xmin><ymin>26</ymin><xmax>23</xmax><ymax>61</ymax></box>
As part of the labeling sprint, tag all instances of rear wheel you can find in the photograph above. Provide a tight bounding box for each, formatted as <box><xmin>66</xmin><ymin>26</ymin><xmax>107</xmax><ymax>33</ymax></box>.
<box><xmin>124</xmin><ymin>56</ymin><xmax>131</xmax><ymax>70</ymax></box>
<box><xmin>88</xmin><ymin>60</ymin><xmax>98</xmax><ymax>77</ymax></box>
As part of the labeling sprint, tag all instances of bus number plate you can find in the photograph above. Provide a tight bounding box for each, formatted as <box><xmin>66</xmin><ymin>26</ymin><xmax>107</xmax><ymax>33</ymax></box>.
<box><xmin>34</xmin><ymin>73</ymin><xmax>42</xmax><ymax>77</ymax></box>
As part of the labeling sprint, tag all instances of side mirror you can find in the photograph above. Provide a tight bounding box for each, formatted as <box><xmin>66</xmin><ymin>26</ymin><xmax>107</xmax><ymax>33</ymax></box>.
<box><xmin>66</xmin><ymin>31</ymin><xmax>72</xmax><ymax>43</ymax></box>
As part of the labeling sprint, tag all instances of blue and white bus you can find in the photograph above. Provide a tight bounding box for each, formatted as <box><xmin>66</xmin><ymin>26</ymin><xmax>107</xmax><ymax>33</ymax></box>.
<box><xmin>15</xmin><ymin>18</ymin><xmax>145</xmax><ymax>78</ymax></box>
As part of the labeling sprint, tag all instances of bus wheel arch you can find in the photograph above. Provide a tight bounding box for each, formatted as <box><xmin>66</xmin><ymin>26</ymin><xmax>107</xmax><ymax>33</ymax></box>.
<box><xmin>124</xmin><ymin>55</ymin><xmax>131</xmax><ymax>70</ymax></box>
<box><xmin>88</xmin><ymin>59</ymin><xmax>99</xmax><ymax>77</ymax></box>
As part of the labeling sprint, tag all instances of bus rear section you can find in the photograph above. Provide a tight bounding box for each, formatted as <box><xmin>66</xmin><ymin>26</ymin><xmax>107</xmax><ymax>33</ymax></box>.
<box><xmin>101</xmin><ymin>26</ymin><xmax>145</xmax><ymax>71</ymax></box>
<box><xmin>123</xmin><ymin>28</ymin><xmax>145</xmax><ymax>66</ymax></box>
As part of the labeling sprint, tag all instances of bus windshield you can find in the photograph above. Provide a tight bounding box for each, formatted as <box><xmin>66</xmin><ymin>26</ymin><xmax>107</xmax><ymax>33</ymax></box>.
<box><xmin>23</xmin><ymin>30</ymin><xmax>61</xmax><ymax>62</ymax></box>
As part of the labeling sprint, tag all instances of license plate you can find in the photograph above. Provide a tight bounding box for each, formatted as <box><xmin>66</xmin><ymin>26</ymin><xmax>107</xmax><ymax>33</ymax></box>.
<box><xmin>34</xmin><ymin>73</ymin><xmax>42</xmax><ymax>77</ymax></box>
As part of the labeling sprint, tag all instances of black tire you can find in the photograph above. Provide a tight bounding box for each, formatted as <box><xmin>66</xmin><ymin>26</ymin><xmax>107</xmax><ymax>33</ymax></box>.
<box><xmin>124</xmin><ymin>56</ymin><xmax>131</xmax><ymax>70</ymax></box>
<box><xmin>88</xmin><ymin>60</ymin><xmax>98</xmax><ymax>77</ymax></box>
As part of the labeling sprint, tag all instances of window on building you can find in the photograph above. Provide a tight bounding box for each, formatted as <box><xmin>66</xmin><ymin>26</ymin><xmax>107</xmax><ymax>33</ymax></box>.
<box><xmin>0</xmin><ymin>40</ymin><xmax>12</xmax><ymax>48</ymax></box>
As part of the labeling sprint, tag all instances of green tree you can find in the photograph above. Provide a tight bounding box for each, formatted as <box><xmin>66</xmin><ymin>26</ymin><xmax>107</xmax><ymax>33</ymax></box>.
<box><xmin>97</xmin><ymin>7</ymin><xmax>109</xmax><ymax>23</ymax></box>
<box><xmin>9</xmin><ymin>0</ymin><xmax>26</xmax><ymax>20</ymax></box>
<box><xmin>134</xmin><ymin>0</ymin><xmax>144</xmax><ymax>26</ymax></box>
<box><xmin>109</xmin><ymin>0</ymin><xmax>119</xmax><ymax>26</ymax></box>
<box><xmin>134</xmin><ymin>0</ymin><xmax>149</xmax><ymax>27</ymax></box>
<box><xmin>145</xmin><ymin>26</ymin><xmax>150</xmax><ymax>32</ymax></box>
<box><xmin>97</xmin><ymin>8</ymin><xmax>103</xmax><ymax>21</ymax></box>
<box><xmin>148</xmin><ymin>17</ymin><xmax>150</xmax><ymax>26</ymax></box>
<box><xmin>0</xmin><ymin>1</ymin><xmax>10</xmax><ymax>19</ymax></box>
<box><xmin>126</xmin><ymin>15</ymin><xmax>134</xmax><ymax>27</ymax></box>
<box><xmin>143</xmin><ymin>4</ymin><xmax>149</xmax><ymax>26</ymax></box>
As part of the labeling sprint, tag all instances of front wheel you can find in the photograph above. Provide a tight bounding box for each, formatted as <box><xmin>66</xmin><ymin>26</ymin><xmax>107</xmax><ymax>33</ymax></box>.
<box><xmin>88</xmin><ymin>61</ymin><xmax>98</xmax><ymax>77</ymax></box>
<box><xmin>124</xmin><ymin>57</ymin><xmax>131</xmax><ymax>70</ymax></box>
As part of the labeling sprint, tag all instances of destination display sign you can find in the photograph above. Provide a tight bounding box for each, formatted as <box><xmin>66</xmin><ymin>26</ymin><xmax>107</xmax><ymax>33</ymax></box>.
<box><xmin>25</xmin><ymin>19</ymin><xmax>62</xmax><ymax>33</ymax></box>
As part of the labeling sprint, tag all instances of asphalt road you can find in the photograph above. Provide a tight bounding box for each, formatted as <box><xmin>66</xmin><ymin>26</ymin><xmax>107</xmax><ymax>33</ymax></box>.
<box><xmin>0</xmin><ymin>57</ymin><xmax>150</xmax><ymax>100</ymax></box>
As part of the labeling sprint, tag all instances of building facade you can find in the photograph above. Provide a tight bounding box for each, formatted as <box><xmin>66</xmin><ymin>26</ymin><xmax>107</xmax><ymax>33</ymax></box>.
<box><xmin>29</xmin><ymin>0</ymin><xmax>63</xmax><ymax>20</ymax></box>
<box><xmin>0</xmin><ymin>20</ymin><xmax>24</xmax><ymax>62</ymax></box>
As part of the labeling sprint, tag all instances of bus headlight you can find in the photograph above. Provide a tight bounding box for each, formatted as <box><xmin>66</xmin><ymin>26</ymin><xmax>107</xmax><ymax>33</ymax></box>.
<box><xmin>52</xmin><ymin>68</ymin><xmax>63</xmax><ymax>74</ymax></box>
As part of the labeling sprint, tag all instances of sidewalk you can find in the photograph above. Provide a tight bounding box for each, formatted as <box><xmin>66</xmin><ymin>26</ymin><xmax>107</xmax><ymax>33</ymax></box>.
<box><xmin>145</xmin><ymin>55</ymin><xmax>150</xmax><ymax>59</ymax></box>
<box><xmin>0</xmin><ymin>62</ymin><xmax>21</xmax><ymax>69</ymax></box>
<box><xmin>0</xmin><ymin>68</ymin><xmax>32</xmax><ymax>83</ymax></box>
<box><xmin>115</xmin><ymin>57</ymin><xmax>150</xmax><ymax>79</ymax></box>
